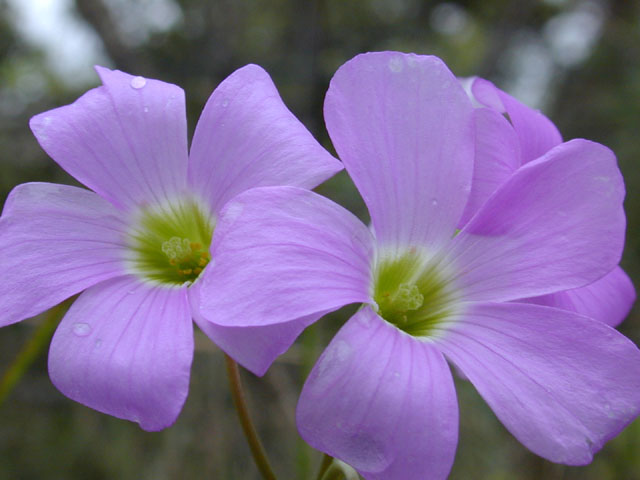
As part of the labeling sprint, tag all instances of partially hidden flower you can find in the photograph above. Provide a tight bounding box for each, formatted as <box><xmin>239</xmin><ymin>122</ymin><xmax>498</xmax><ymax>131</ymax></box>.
<box><xmin>197</xmin><ymin>52</ymin><xmax>640</xmax><ymax>479</ymax></box>
<box><xmin>460</xmin><ymin>75</ymin><xmax>635</xmax><ymax>326</ymax></box>
<box><xmin>0</xmin><ymin>65</ymin><xmax>341</xmax><ymax>430</ymax></box>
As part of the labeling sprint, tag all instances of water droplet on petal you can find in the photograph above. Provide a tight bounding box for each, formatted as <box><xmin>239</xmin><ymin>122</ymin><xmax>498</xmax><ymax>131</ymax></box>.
<box><xmin>130</xmin><ymin>76</ymin><xmax>146</xmax><ymax>89</ymax></box>
<box><xmin>338</xmin><ymin>432</ymin><xmax>389</xmax><ymax>472</ymax></box>
<box><xmin>143</xmin><ymin>106</ymin><xmax>149</xmax><ymax>113</ymax></box>
<box><xmin>72</xmin><ymin>322</ymin><xmax>91</xmax><ymax>337</ymax></box>
<box><xmin>388</xmin><ymin>56</ymin><xmax>403</xmax><ymax>73</ymax></box>
<box><xmin>431</xmin><ymin>198</ymin><xmax>439</xmax><ymax>206</ymax></box>
<box><xmin>221</xmin><ymin>98</ymin><xmax>229</xmax><ymax>107</ymax></box>
<box><xmin>312</xmin><ymin>340</ymin><xmax>352</xmax><ymax>390</ymax></box>
<box><xmin>95</xmin><ymin>339</ymin><xmax>103</xmax><ymax>348</ymax></box>
<box><xmin>357</xmin><ymin>310</ymin><xmax>373</xmax><ymax>326</ymax></box>
<box><xmin>222</xmin><ymin>202</ymin><xmax>244</xmax><ymax>224</ymax></box>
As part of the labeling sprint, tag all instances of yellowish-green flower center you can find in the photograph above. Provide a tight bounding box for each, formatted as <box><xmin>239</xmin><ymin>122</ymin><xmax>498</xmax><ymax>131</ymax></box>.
<box><xmin>126</xmin><ymin>197</ymin><xmax>215</xmax><ymax>285</ymax></box>
<box><xmin>373</xmin><ymin>250</ymin><xmax>457</xmax><ymax>337</ymax></box>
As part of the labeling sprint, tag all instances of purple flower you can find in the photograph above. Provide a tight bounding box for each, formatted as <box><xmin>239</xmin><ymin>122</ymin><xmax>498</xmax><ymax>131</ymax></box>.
<box><xmin>460</xmin><ymin>76</ymin><xmax>635</xmax><ymax>326</ymax></box>
<box><xmin>0</xmin><ymin>65</ymin><xmax>341</xmax><ymax>430</ymax></box>
<box><xmin>198</xmin><ymin>52</ymin><xmax>640</xmax><ymax>479</ymax></box>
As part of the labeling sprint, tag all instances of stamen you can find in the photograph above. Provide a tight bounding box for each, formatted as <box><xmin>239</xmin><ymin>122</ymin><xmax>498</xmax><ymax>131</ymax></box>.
<box><xmin>162</xmin><ymin>237</ymin><xmax>193</xmax><ymax>261</ymax></box>
<box><xmin>373</xmin><ymin>250</ymin><xmax>458</xmax><ymax>337</ymax></box>
<box><xmin>395</xmin><ymin>283</ymin><xmax>424</xmax><ymax>311</ymax></box>
<box><xmin>126</xmin><ymin>197</ymin><xmax>215</xmax><ymax>286</ymax></box>
<box><xmin>160</xmin><ymin>236</ymin><xmax>210</xmax><ymax>280</ymax></box>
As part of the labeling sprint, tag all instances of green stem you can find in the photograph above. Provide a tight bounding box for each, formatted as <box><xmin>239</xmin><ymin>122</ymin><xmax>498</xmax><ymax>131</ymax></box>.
<box><xmin>224</xmin><ymin>354</ymin><xmax>277</xmax><ymax>480</ymax></box>
<box><xmin>0</xmin><ymin>299</ymin><xmax>71</xmax><ymax>406</ymax></box>
<box><xmin>315</xmin><ymin>454</ymin><xmax>334</xmax><ymax>480</ymax></box>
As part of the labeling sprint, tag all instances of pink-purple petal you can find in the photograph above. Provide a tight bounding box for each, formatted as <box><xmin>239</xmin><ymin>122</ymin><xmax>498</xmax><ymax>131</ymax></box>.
<box><xmin>324</xmin><ymin>52</ymin><xmax>474</xmax><ymax>251</ymax></box>
<box><xmin>0</xmin><ymin>183</ymin><xmax>127</xmax><ymax>327</ymax></box>
<box><xmin>199</xmin><ymin>186</ymin><xmax>373</xmax><ymax>327</ymax></box>
<box><xmin>30</xmin><ymin>67</ymin><xmax>188</xmax><ymax>209</ymax></box>
<box><xmin>48</xmin><ymin>276</ymin><xmax>193</xmax><ymax>431</ymax></box>
<box><xmin>297</xmin><ymin>307</ymin><xmax>458</xmax><ymax>480</ymax></box>
<box><xmin>189</xmin><ymin>282</ymin><xmax>326</xmax><ymax>376</ymax></box>
<box><xmin>446</xmin><ymin>139</ymin><xmax>626</xmax><ymax>302</ymax></box>
<box><xmin>472</xmin><ymin>77</ymin><xmax>562</xmax><ymax>163</ymax></box>
<box><xmin>523</xmin><ymin>266</ymin><xmax>635</xmax><ymax>328</ymax></box>
<box><xmin>437</xmin><ymin>302</ymin><xmax>640</xmax><ymax>465</ymax></box>
<box><xmin>188</xmin><ymin>64</ymin><xmax>342</xmax><ymax>214</ymax></box>
<box><xmin>459</xmin><ymin>107</ymin><xmax>522</xmax><ymax>226</ymax></box>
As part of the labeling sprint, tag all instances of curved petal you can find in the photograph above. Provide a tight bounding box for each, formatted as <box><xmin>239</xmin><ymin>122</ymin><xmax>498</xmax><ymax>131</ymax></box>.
<box><xmin>297</xmin><ymin>307</ymin><xmax>458</xmax><ymax>480</ymax></box>
<box><xmin>471</xmin><ymin>77</ymin><xmax>562</xmax><ymax>163</ymax></box>
<box><xmin>444</xmin><ymin>139</ymin><xmax>626</xmax><ymax>302</ymax></box>
<box><xmin>437</xmin><ymin>302</ymin><xmax>640</xmax><ymax>465</ymax></box>
<box><xmin>523</xmin><ymin>266</ymin><xmax>635</xmax><ymax>328</ymax></box>
<box><xmin>459</xmin><ymin>107</ymin><xmax>521</xmax><ymax>226</ymax></box>
<box><xmin>324</xmin><ymin>52</ymin><xmax>474</xmax><ymax>251</ymax></box>
<box><xmin>48</xmin><ymin>276</ymin><xmax>194</xmax><ymax>431</ymax></box>
<box><xmin>0</xmin><ymin>183</ymin><xmax>127</xmax><ymax>327</ymax></box>
<box><xmin>30</xmin><ymin>67</ymin><xmax>188</xmax><ymax>209</ymax></box>
<box><xmin>189</xmin><ymin>282</ymin><xmax>326</xmax><ymax>376</ymax></box>
<box><xmin>199</xmin><ymin>186</ymin><xmax>373</xmax><ymax>327</ymax></box>
<box><xmin>188</xmin><ymin>64</ymin><xmax>342</xmax><ymax>214</ymax></box>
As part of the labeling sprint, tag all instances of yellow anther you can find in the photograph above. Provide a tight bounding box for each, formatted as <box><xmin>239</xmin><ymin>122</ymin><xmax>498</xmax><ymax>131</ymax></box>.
<box><xmin>198</xmin><ymin>257</ymin><xmax>207</xmax><ymax>267</ymax></box>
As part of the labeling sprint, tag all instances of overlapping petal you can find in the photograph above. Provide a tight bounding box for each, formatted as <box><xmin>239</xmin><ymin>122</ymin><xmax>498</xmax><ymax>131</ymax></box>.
<box><xmin>523</xmin><ymin>266</ymin><xmax>635</xmax><ymax>328</ymax></box>
<box><xmin>324</xmin><ymin>52</ymin><xmax>474</xmax><ymax>250</ymax></box>
<box><xmin>30</xmin><ymin>67</ymin><xmax>189</xmax><ymax>209</ymax></box>
<box><xmin>48</xmin><ymin>276</ymin><xmax>193</xmax><ymax>431</ymax></box>
<box><xmin>188</xmin><ymin>64</ymin><xmax>342</xmax><ymax>214</ymax></box>
<box><xmin>444</xmin><ymin>139</ymin><xmax>625</xmax><ymax>302</ymax></box>
<box><xmin>189</xmin><ymin>282</ymin><xmax>327</xmax><ymax>376</ymax></box>
<box><xmin>199</xmin><ymin>186</ymin><xmax>374</xmax><ymax>327</ymax></box>
<box><xmin>471</xmin><ymin>77</ymin><xmax>562</xmax><ymax>163</ymax></box>
<box><xmin>0</xmin><ymin>183</ymin><xmax>127</xmax><ymax>326</ymax></box>
<box><xmin>297</xmin><ymin>307</ymin><xmax>458</xmax><ymax>480</ymax></box>
<box><xmin>437</xmin><ymin>302</ymin><xmax>640</xmax><ymax>464</ymax></box>
<box><xmin>459</xmin><ymin>107</ymin><xmax>521</xmax><ymax>225</ymax></box>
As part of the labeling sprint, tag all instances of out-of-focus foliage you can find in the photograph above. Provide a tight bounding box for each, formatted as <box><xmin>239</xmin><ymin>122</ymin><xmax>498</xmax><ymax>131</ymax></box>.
<box><xmin>0</xmin><ymin>0</ymin><xmax>638</xmax><ymax>478</ymax></box>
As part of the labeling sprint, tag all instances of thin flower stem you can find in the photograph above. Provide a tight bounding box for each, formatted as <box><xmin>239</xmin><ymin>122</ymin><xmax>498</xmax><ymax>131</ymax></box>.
<box><xmin>224</xmin><ymin>354</ymin><xmax>277</xmax><ymax>480</ymax></box>
<box><xmin>315</xmin><ymin>453</ymin><xmax>334</xmax><ymax>480</ymax></box>
<box><xmin>0</xmin><ymin>299</ymin><xmax>72</xmax><ymax>407</ymax></box>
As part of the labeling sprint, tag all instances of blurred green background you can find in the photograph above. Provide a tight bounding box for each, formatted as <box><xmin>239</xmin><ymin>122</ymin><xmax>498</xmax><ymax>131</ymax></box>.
<box><xmin>0</xmin><ymin>0</ymin><xmax>639</xmax><ymax>478</ymax></box>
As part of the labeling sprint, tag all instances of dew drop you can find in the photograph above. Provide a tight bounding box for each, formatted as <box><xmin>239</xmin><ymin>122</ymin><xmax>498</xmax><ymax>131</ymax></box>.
<box><xmin>431</xmin><ymin>198</ymin><xmax>439</xmax><ymax>206</ymax></box>
<box><xmin>72</xmin><ymin>322</ymin><xmax>91</xmax><ymax>337</ymax></box>
<box><xmin>95</xmin><ymin>339</ymin><xmax>103</xmax><ymax>349</ymax></box>
<box><xmin>313</xmin><ymin>340</ymin><xmax>352</xmax><ymax>390</ymax></box>
<box><xmin>338</xmin><ymin>432</ymin><xmax>388</xmax><ymax>471</ymax></box>
<box><xmin>222</xmin><ymin>202</ymin><xmax>244</xmax><ymax>223</ymax></box>
<box><xmin>357</xmin><ymin>309</ymin><xmax>373</xmax><ymax>326</ymax></box>
<box><xmin>221</xmin><ymin>98</ymin><xmax>229</xmax><ymax>107</ymax></box>
<box><xmin>388</xmin><ymin>56</ymin><xmax>403</xmax><ymax>73</ymax></box>
<box><xmin>604</xmin><ymin>402</ymin><xmax>615</xmax><ymax>418</ymax></box>
<box><xmin>143</xmin><ymin>106</ymin><xmax>149</xmax><ymax>113</ymax></box>
<box><xmin>130</xmin><ymin>76</ymin><xmax>147</xmax><ymax>89</ymax></box>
